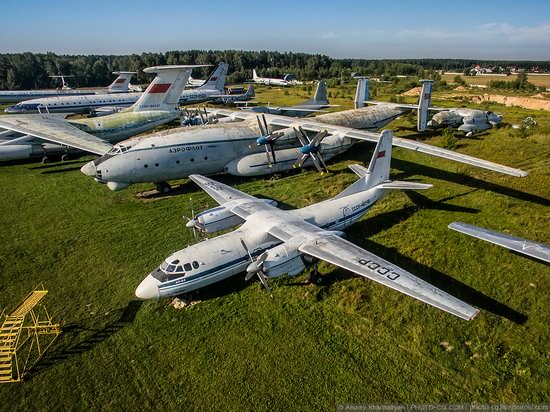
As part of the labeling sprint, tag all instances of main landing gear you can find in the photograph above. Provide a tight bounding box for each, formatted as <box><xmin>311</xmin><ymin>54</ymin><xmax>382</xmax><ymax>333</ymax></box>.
<box><xmin>154</xmin><ymin>182</ymin><xmax>172</xmax><ymax>194</ymax></box>
<box><xmin>307</xmin><ymin>263</ymin><xmax>323</xmax><ymax>285</ymax></box>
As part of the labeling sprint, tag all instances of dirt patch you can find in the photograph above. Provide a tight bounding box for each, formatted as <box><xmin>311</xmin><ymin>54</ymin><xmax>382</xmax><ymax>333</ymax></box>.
<box><xmin>441</xmin><ymin>93</ymin><xmax>550</xmax><ymax>111</ymax></box>
<box><xmin>454</xmin><ymin>85</ymin><xmax>468</xmax><ymax>91</ymax></box>
<box><xmin>401</xmin><ymin>87</ymin><xmax>421</xmax><ymax>96</ymax></box>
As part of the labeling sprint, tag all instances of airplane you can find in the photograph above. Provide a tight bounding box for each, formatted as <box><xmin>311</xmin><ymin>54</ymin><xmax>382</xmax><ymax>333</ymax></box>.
<box><xmin>78</xmin><ymin>78</ymin><xmax>527</xmax><ymax>192</ymax></box>
<box><xmin>4</xmin><ymin>72</ymin><xmax>139</xmax><ymax>114</ymax></box>
<box><xmin>242</xmin><ymin>80</ymin><xmax>337</xmax><ymax>117</ymax></box>
<box><xmin>134</xmin><ymin>130</ymin><xmax>480</xmax><ymax>321</ymax></box>
<box><xmin>427</xmin><ymin>109</ymin><xmax>503</xmax><ymax>136</ymax></box>
<box><xmin>3</xmin><ymin>64</ymin><xmax>227</xmax><ymax>115</ymax></box>
<box><xmin>0</xmin><ymin>74</ymin><xmax>98</xmax><ymax>104</ymax></box>
<box><xmin>0</xmin><ymin>65</ymin><xmax>207</xmax><ymax>162</ymax></box>
<box><xmin>208</xmin><ymin>84</ymin><xmax>255</xmax><ymax>105</ymax></box>
<box><xmin>250</xmin><ymin>69</ymin><xmax>298</xmax><ymax>87</ymax></box>
<box><xmin>177</xmin><ymin>62</ymin><xmax>228</xmax><ymax>105</ymax></box>
<box><xmin>449</xmin><ymin>222</ymin><xmax>550</xmax><ymax>263</ymax></box>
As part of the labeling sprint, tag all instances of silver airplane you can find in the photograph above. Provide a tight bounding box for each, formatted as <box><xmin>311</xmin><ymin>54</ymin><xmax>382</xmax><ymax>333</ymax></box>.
<box><xmin>449</xmin><ymin>222</ymin><xmax>550</xmax><ymax>263</ymax></box>
<box><xmin>0</xmin><ymin>65</ymin><xmax>207</xmax><ymax>161</ymax></box>
<box><xmin>77</xmin><ymin>78</ymin><xmax>527</xmax><ymax>192</ymax></box>
<box><xmin>427</xmin><ymin>109</ymin><xmax>503</xmax><ymax>136</ymax></box>
<box><xmin>135</xmin><ymin>130</ymin><xmax>479</xmax><ymax>321</ymax></box>
<box><xmin>208</xmin><ymin>84</ymin><xmax>255</xmax><ymax>106</ymax></box>
<box><xmin>243</xmin><ymin>80</ymin><xmax>337</xmax><ymax>117</ymax></box>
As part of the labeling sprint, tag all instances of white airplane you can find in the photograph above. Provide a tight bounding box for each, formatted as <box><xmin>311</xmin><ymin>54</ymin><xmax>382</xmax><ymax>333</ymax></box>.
<box><xmin>449</xmin><ymin>222</ymin><xmax>550</xmax><ymax>263</ymax></box>
<box><xmin>427</xmin><ymin>109</ymin><xmax>503</xmax><ymax>136</ymax></box>
<box><xmin>0</xmin><ymin>65</ymin><xmax>206</xmax><ymax>161</ymax></box>
<box><xmin>79</xmin><ymin>79</ymin><xmax>527</xmax><ymax>192</ymax></box>
<box><xmin>4</xmin><ymin>72</ymin><xmax>139</xmax><ymax>114</ymax></box>
<box><xmin>0</xmin><ymin>74</ymin><xmax>97</xmax><ymax>104</ymax></box>
<box><xmin>251</xmin><ymin>69</ymin><xmax>297</xmax><ymax>87</ymax></box>
<box><xmin>178</xmin><ymin>62</ymin><xmax>228</xmax><ymax>105</ymax></box>
<box><xmin>135</xmin><ymin>130</ymin><xmax>479</xmax><ymax>321</ymax></box>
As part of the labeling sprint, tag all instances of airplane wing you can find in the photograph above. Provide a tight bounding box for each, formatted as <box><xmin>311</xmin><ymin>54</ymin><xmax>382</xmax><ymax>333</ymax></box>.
<box><xmin>449</xmin><ymin>222</ymin><xmax>550</xmax><ymax>263</ymax></box>
<box><xmin>267</xmin><ymin>224</ymin><xmax>479</xmax><ymax>320</ymax></box>
<box><xmin>205</xmin><ymin>109</ymin><xmax>527</xmax><ymax>177</ymax></box>
<box><xmin>0</xmin><ymin>115</ymin><xmax>112</xmax><ymax>155</ymax></box>
<box><xmin>188</xmin><ymin>174</ymin><xmax>258</xmax><ymax>205</ymax></box>
<box><xmin>363</xmin><ymin>101</ymin><xmax>449</xmax><ymax>111</ymax></box>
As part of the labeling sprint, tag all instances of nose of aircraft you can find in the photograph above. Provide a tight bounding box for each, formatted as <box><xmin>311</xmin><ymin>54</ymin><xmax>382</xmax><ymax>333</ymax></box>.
<box><xmin>80</xmin><ymin>161</ymin><xmax>96</xmax><ymax>176</ymax></box>
<box><xmin>135</xmin><ymin>275</ymin><xmax>160</xmax><ymax>299</ymax></box>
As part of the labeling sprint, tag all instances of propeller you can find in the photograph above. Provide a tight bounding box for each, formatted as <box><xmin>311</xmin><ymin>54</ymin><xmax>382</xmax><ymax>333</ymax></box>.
<box><xmin>250</xmin><ymin>114</ymin><xmax>284</xmax><ymax>167</ymax></box>
<box><xmin>292</xmin><ymin>127</ymin><xmax>329</xmax><ymax>173</ymax></box>
<box><xmin>183</xmin><ymin>198</ymin><xmax>205</xmax><ymax>239</ymax></box>
<box><xmin>240</xmin><ymin>239</ymin><xmax>272</xmax><ymax>296</ymax></box>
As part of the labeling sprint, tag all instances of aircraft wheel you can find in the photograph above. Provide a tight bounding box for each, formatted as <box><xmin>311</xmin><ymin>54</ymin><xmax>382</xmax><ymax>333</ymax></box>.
<box><xmin>155</xmin><ymin>182</ymin><xmax>172</xmax><ymax>194</ymax></box>
<box><xmin>308</xmin><ymin>267</ymin><xmax>322</xmax><ymax>285</ymax></box>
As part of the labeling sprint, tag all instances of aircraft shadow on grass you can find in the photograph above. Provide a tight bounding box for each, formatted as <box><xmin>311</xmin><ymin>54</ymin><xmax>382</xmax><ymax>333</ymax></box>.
<box><xmin>26</xmin><ymin>300</ymin><xmax>143</xmax><ymax>379</ymax></box>
<box><xmin>40</xmin><ymin>166</ymin><xmax>84</xmax><ymax>175</ymax></box>
<box><xmin>29</xmin><ymin>160</ymin><xmax>88</xmax><ymax>170</ymax></box>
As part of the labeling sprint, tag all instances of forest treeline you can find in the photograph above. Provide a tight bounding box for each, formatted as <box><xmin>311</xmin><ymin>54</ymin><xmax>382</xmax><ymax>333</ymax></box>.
<box><xmin>1</xmin><ymin>50</ymin><xmax>549</xmax><ymax>90</ymax></box>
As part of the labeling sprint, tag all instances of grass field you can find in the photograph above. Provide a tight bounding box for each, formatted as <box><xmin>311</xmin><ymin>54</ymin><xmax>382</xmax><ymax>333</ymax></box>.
<box><xmin>0</xmin><ymin>85</ymin><xmax>549</xmax><ymax>410</ymax></box>
<box><xmin>442</xmin><ymin>73</ymin><xmax>550</xmax><ymax>89</ymax></box>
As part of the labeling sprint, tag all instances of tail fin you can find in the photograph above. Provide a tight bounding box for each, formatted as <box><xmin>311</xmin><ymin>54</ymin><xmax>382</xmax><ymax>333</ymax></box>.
<box><xmin>417</xmin><ymin>80</ymin><xmax>433</xmax><ymax>131</ymax></box>
<box><xmin>334</xmin><ymin>130</ymin><xmax>393</xmax><ymax>199</ymax></box>
<box><xmin>354</xmin><ymin>77</ymin><xmax>369</xmax><ymax>109</ymax></box>
<box><xmin>298</xmin><ymin>80</ymin><xmax>328</xmax><ymax>106</ymax></box>
<box><xmin>198</xmin><ymin>62</ymin><xmax>228</xmax><ymax>92</ymax></box>
<box><xmin>253</xmin><ymin>69</ymin><xmax>259</xmax><ymax>80</ymax></box>
<box><xmin>246</xmin><ymin>84</ymin><xmax>255</xmax><ymax>98</ymax></box>
<box><xmin>107</xmin><ymin>71</ymin><xmax>136</xmax><ymax>92</ymax></box>
<box><xmin>131</xmin><ymin>65</ymin><xmax>206</xmax><ymax>112</ymax></box>
<box><xmin>313</xmin><ymin>80</ymin><xmax>328</xmax><ymax>104</ymax></box>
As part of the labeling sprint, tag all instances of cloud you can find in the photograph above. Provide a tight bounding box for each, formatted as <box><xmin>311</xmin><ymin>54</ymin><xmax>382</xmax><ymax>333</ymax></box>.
<box><xmin>320</xmin><ymin>31</ymin><xmax>338</xmax><ymax>40</ymax></box>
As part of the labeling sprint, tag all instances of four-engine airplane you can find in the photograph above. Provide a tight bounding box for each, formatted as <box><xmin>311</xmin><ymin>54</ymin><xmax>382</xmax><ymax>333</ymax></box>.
<box><xmin>135</xmin><ymin>130</ymin><xmax>479</xmax><ymax>321</ymax></box>
<box><xmin>78</xmin><ymin>78</ymin><xmax>527</xmax><ymax>192</ymax></box>
<box><xmin>427</xmin><ymin>109</ymin><xmax>503</xmax><ymax>136</ymax></box>
<box><xmin>250</xmin><ymin>69</ymin><xmax>299</xmax><ymax>87</ymax></box>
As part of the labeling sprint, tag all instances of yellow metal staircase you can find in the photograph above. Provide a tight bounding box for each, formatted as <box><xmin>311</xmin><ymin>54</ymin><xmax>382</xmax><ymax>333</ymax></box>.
<box><xmin>0</xmin><ymin>287</ymin><xmax>60</xmax><ymax>383</ymax></box>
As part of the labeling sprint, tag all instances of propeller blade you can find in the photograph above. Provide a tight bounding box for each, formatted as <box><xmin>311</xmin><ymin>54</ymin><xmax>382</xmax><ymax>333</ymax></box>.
<box><xmin>257</xmin><ymin>271</ymin><xmax>273</xmax><ymax>297</ymax></box>
<box><xmin>264</xmin><ymin>144</ymin><xmax>272</xmax><ymax>166</ymax></box>
<box><xmin>311</xmin><ymin>130</ymin><xmax>328</xmax><ymax>147</ymax></box>
<box><xmin>240</xmin><ymin>238</ymin><xmax>253</xmax><ymax>261</ymax></box>
<box><xmin>293</xmin><ymin>127</ymin><xmax>309</xmax><ymax>147</ymax></box>
<box><xmin>262</xmin><ymin>114</ymin><xmax>269</xmax><ymax>134</ymax></box>
<box><xmin>256</xmin><ymin>115</ymin><xmax>266</xmax><ymax>136</ymax></box>
<box><xmin>317</xmin><ymin>152</ymin><xmax>329</xmax><ymax>172</ymax></box>
<box><xmin>298</xmin><ymin>126</ymin><xmax>313</xmax><ymax>144</ymax></box>
<box><xmin>310</xmin><ymin>153</ymin><xmax>324</xmax><ymax>173</ymax></box>
<box><xmin>269</xmin><ymin>144</ymin><xmax>277</xmax><ymax>165</ymax></box>
<box><xmin>293</xmin><ymin>153</ymin><xmax>309</xmax><ymax>169</ymax></box>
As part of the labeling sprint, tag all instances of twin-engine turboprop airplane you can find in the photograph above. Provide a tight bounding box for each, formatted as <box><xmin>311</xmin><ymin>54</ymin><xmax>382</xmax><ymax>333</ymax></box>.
<box><xmin>250</xmin><ymin>69</ymin><xmax>299</xmax><ymax>87</ymax></box>
<box><xmin>135</xmin><ymin>131</ymin><xmax>479</xmax><ymax>321</ymax></box>
<box><xmin>78</xmin><ymin>78</ymin><xmax>527</xmax><ymax>192</ymax></box>
<box><xmin>0</xmin><ymin>65</ymin><xmax>207</xmax><ymax>161</ymax></box>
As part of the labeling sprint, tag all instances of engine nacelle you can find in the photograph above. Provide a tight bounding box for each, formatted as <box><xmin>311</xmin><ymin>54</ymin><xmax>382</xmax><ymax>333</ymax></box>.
<box><xmin>0</xmin><ymin>144</ymin><xmax>44</xmax><ymax>161</ymax></box>
<box><xmin>193</xmin><ymin>199</ymin><xmax>276</xmax><ymax>233</ymax></box>
<box><xmin>263</xmin><ymin>243</ymin><xmax>307</xmax><ymax>278</ymax></box>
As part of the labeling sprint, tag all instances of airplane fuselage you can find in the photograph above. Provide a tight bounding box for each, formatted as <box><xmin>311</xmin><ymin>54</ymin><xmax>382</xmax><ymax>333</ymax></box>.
<box><xmin>136</xmin><ymin>185</ymin><xmax>384</xmax><ymax>299</ymax></box>
<box><xmin>81</xmin><ymin>119</ymin><xmax>354</xmax><ymax>190</ymax></box>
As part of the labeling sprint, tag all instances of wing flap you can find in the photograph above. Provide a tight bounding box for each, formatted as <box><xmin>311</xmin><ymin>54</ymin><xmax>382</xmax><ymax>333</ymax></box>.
<box><xmin>299</xmin><ymin>233</ymin><xmax>479</xmax><ymax>320</ymax></box>
<box><xmin>0</xmin><ymin>115</ymin><xmax>112</xmax><ymax>155</ymax></box>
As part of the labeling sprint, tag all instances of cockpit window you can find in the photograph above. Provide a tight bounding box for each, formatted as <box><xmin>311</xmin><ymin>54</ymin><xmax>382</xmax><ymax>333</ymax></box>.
<box><xmin>184</xmin><ymin>263</ymin><xmax>192</xmax><ymax>271</ymax></box>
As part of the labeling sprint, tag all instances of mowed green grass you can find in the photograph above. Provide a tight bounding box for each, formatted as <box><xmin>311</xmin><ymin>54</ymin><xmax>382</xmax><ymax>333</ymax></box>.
<box><xmin>0</xmin><ymin>85</ymin><xmax>549</xmax><ymax>410</ymax></box>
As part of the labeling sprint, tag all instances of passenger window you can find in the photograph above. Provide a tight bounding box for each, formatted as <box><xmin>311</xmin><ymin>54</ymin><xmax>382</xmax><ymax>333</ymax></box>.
<box><xmin>192</xmin><ymin>261</ymin><xmax>199</xmax><ymax>269</ymax></box>
<box><xmin>184</xmin><ymin>263</ymin><xmax>192</xmax><ymax>271</ymax></box>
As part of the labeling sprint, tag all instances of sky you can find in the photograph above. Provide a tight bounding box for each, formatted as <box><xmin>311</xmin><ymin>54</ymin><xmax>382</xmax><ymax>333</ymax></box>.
<box><xmin>1</xmin><ymin>0</ymin><xmax>550</xmax><ymax>60</ymax></box>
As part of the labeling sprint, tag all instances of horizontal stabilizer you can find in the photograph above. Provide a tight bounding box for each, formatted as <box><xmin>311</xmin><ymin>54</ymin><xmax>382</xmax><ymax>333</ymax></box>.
<box><xmin>348</xmin><ymin>163</ymin><xmax>368</xmax><ymax>177</ymax></box>
<box><xmin>377</xmin><ymin>181</ymin><xmax>432</xmax><ymax>190</ymax></box>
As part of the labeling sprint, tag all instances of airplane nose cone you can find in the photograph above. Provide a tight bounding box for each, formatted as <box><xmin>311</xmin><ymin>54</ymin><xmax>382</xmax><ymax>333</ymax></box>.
<box><xmin>135</xmin><ymin>275</ymin><xmax>160</xmax><ymax>300</ymax></box>
<box><xmin>80</xmin><ymin>161</ymin><xmax>96</xmax><ymax>177</ymax></box>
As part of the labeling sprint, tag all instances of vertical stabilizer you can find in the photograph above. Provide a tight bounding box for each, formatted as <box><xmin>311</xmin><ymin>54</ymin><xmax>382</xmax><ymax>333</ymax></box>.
<box><xmin>131</xmin><ymin>65</ymin><xmax>206</xmax><ymax>112</ymax></box>
<box><xmin>417</xmin><ymin>80</ymin><xmax>433</xmax><ymax>131</ymax></box>
<box><xmin>354</xmin><ymin>77</ymin><xmax>369</xmax><ymax>108</ymax></box>
<box><xmin>245</xmin><ymin>84</ymin><xmax>255</xmax><ymax>98</ymax></box>
<box><xmin>313</xmin><ymin>80</ymin><xmax>328</xmax><ymax>104</ymax></box>
<box><xmin>198</xmin><ymin>62</ymin><xmax>228</xmax><ymax>92</ymax></box>
<box><xmin>107</xmin><ymin>71</ymin><xmax>136</xmax><ymax>92</ymax></box>
<box><xmin>253</xmin><ymin>69</ymin><xmax>259</xmax><ymax>80</ymax></box>
<box><xmin>334</xmin><ymin>130</ymin><xmax>393</xmax><ymax>199</ymax></box>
